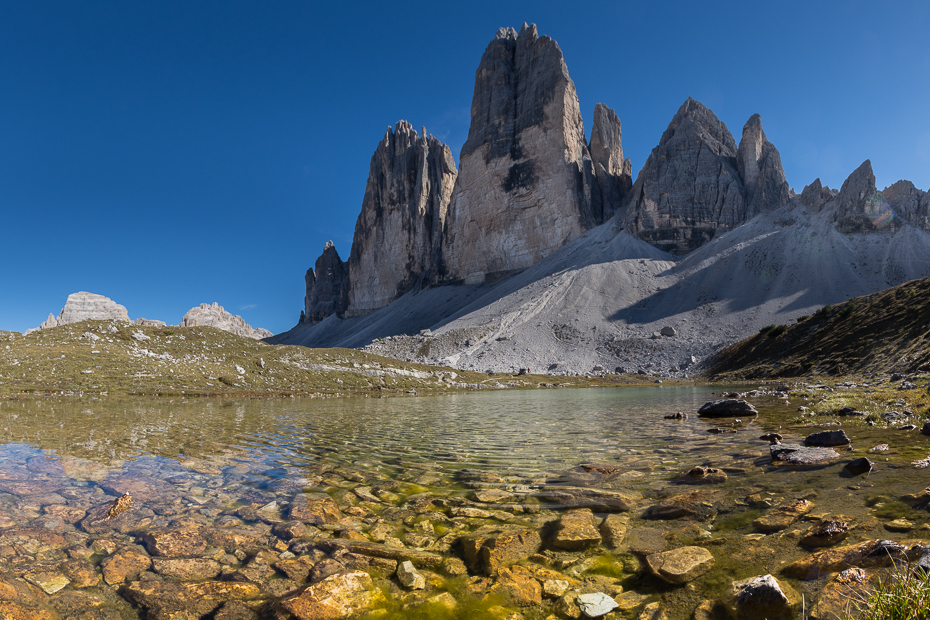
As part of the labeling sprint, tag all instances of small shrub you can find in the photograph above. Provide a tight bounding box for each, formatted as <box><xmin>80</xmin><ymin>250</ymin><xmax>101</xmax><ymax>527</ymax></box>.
<box><xmin>759</xmin><ymin>325</ymin><xmax>774</xmax><ymax>334</ymax></box>
<box><xmin>815</xmin><ymin>305</ymin><xmax>833</xmax><ymax>318</ymax></box>
<box><xmin>796</xmin><ymin>315</ymin><xmax>809</xmax><ymax>322</ymax></box>
<box><xmin>766</xmin><ymin>325</ymin><xmax>788</xmax><ymax>339</ymax></box>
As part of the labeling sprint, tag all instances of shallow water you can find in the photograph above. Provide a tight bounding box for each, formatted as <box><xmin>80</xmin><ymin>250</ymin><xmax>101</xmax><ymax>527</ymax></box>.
<box><xmin>0</xmin><ymin>387</ymin><xmax>928</xmax><ymax>618</ymax></box>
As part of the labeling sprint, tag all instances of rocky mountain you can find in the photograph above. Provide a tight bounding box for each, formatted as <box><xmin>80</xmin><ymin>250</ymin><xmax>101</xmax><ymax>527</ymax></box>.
<box><xmin>180</xmin><ymin>303</ymin><xmax>272</xmax><ymax>340</ymax></box>
<box><xmin>589</xmin><ymin>103</ymin><xmax>632</xmax><ymax>222</ymax></box>
<box><xmin>624</xmin><ymin>99</ymin><xmax>790</xmax><ymax>255</ymax></box>
<box><xmin>26</xmin><ymin>292</ymin><xmax>130</xmax><ymax>334</ymax></box>
<box><xmin>27</xmin><ymin>293</ymin><xmax>271</xmax><ymax>340</ymax></box>
<box><xmin>439</xmin><ymin>23</ymin><xmax>602</xmax><ymax>284</ymax></box>
<box><xmin>346</xmin><ymin>121</ymin><xmax>457</xmax><ymax>316</ymax></box>
<box><xmin>278</xmin><ymin>24</ymin><xmax>930</xmax><ymax>375</ymax></box>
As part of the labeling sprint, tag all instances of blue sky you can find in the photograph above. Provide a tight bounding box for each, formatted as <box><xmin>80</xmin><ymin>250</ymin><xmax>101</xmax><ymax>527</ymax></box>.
<box><xmin>2</xmin><ymin>1</ymin><xmax>928</xmax><ymax>334</ymax></box>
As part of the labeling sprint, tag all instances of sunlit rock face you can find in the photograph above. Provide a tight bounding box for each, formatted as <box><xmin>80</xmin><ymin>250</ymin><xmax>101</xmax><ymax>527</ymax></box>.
<box><xmin>28</xmin><ymin>291</ymin><xmax>131</xmax><ymax>334</ymax></box>
<box><xmin>589</xmin><ymin>102</ymin><xmax>632</xmax><ymax>222</ymax></box>
<box><xmin>439</xmin><ymin>23</ymin><xmax>600</xmax><ymax>284</ymax></box>
<box><xmin>624</xmin><ymin>98</ymin><xmax>748</xmax><ymax>255</ymax></box>
<box><xmin>180</xmin><ymin>303</ymin><xmax>272</xmax><ymax>339</ymax></box>
<box><xmin>344</xmin><ymin>121</ymin><xmax>457</xmax><ymax>317</ymax></box>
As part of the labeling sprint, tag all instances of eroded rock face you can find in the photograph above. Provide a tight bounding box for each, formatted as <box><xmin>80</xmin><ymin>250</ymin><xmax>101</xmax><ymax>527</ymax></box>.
<box><xmin>180</xmin><ymin>303</ymin><xmax>272</xmax><ymax>340</ymax></box>
<box><xmin>29</xmin><ymin>292</ymin><xmax>131</xmax><ymax>333</ymax></box>
<box><xmin>800</xmin><ymin>178</ymin><xmax>835</xmax><ymax>211</ymax></box>
<box><xmin>303</xmin><ymin>241</ymin><xmax>349</xmax><ymax>324</ymax></box>
<box><xmin>831</xmin><ymin>160</ymin><xmax>884</xmax><ymax>233</ymax></box>
<box><xmin>624</xmin><ymin>98</ymin><xmax>747</xmax><ymax>255</ymax></box>
<box><xmin>883</xmin><ymin>179</ymin><xmax>930</xmax><ymax>232</ymax></box>
<box><xmin>737</xmin><ymin>114</ymin><xmax>790</xmax><ymax>217</ymax></box>
<box><xmin>590</xmin><ymin>103</ymin><xmax>632</xmax><ymax>221</ymax></box>
<box><xmin>345</xmin><ymin>121</ymin><xmax>457</xmax><ymax>317</ymax></box>
<box><xmin>440</xmin><ymin>23</ymin><xmax>600</xmax><ymax>283</ymax></box>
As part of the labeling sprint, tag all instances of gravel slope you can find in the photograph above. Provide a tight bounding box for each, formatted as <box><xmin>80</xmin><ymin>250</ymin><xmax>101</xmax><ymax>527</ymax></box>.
<box><xmin>271</xmin><ymin>205</ymin><xmax>930</xmax><ymax>377</ymax></box>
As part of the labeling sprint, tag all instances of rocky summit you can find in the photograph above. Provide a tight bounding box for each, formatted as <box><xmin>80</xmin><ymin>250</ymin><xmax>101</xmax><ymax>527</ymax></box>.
<box><xmin>279</xmin><ymin>24</ymin><xmax>930</xmax><ymax>377</ymax></box>
<box><xmin>180</xmin><ymin>303</ymin><xmax>272</xmax><ymax>340</ymax></box>
<box><xmin>27</xmin><ymin>292</ymin><xmax>130</xmax><ymax>334</ymax></box>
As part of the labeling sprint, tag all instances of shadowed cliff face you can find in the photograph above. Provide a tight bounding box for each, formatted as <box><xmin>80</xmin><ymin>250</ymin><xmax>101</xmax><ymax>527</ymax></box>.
<box><xmin>438</xmin><ymin>23</ymin><xmax>601</xmax><ymax>284</ymax></box>
<box><xmin>590</xmin><ymin>103</ymin><xmax>632</xmax><ymax>222</ymax></box>
<box><xmin>344</xmin><ymin>121</ymin><xmax>457</xmax><ymax>317</ymax></box>
<box><xmin>303</xmin><ymin>241</ymin><xmax>348</xmax><ymax>324</ymax></box>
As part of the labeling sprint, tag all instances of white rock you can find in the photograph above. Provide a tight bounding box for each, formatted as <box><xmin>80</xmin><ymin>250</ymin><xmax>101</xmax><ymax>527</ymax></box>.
<box><xmin>180</xmin><ymin>303</ymin><xmax>272</xmax><ymax>340</ymax></box>
<box><xmin>131</xmin><ymin>331</ymin><xmax>150</xmax><ymax>341</ymax></box>
<box><xmin>576</xmin><ymin>592</ymin><xmax>619</xmax><ymax>617</ymax></box>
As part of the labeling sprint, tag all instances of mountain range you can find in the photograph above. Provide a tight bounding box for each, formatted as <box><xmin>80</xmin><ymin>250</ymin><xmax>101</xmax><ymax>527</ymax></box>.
<box><xmin>271</xmin><ymin>23</ymin><xmax>930</xmax><ymax>376</ymax></box>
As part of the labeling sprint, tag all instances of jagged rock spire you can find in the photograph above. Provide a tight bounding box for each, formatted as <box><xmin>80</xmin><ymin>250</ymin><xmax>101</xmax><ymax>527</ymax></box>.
<box><xmin>439</xmin><ymin>23</ymin><xmax>600</xmax><ymax>283</ymax></box>
<box><xmin>737</xmin><ymin>114</ymin><xmax>790</xmax><ymax>216</ymax></box>
<box><xmin>344</xmin><ymin>120</ymin><xmax>456</xmax><ymax>316</ymax></box>
<box><xmin>303</xmin><ymin>241</ymin><xmax>348</xmax><ymax>324</ymax></box>
<box><xmin>590</xmin><ymin>103</ymin><xmax>632</xmax><ymax>221</ymax></box>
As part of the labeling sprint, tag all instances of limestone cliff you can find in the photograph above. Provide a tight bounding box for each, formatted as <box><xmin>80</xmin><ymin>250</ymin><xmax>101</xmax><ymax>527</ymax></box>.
<box><xmin>624</xmin><ymin>98</ymin><xmax>748</xmax><ymax>255</ymax></box>
<box><xmin>344</xmin><ymin>121</ymin><xmax>457</xmax><ymax>317</ymax></box>
<box><xmin>799</xmin><ymin>178</ymin><xmax>835</xmax><ymax>212</ymax></box>
<box><xmin>180</xmin><ymin>303</ymin><xmax>272</xmax><ymax>340</ymax></box>
<box><xmin>830</xmin><ymin>160</ymin><xmax>884</xmax><ymax>233</ymax></box>
<box><xmin>589</xmin><ymin>103</ymin><xmax>632</xmax><ymax>221</ymax></box>
<box><xmin>439</xmin><ymin>23</ymin><xmax>600</xmax><ymax>283</ymax></box>
<box><xmin>737</xmin><ymin>114</ymin><xmax>790</xmax><ymax>216</ymax></box>
<box><xmin>303</xmin><ymin>241</ymin><xmax>348</xmax><ymax>324</ymax></box>
<box><xmin>27</xmin><ymin>292</ymin><xmax>131</xmax><ymax>333</ymax></box>
<box><xmin>883</xmin><ymin>180</ymin><xmax>930</xmax><ymax>232</ymax></box>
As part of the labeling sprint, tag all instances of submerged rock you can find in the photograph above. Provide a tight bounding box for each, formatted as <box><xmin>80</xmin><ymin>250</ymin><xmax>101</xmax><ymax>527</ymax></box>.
<box><xmin>770</xmin><ymin>444</ymin><xmax>842</xmax><ymax>466</ymax></box>
<box><xmin>804</xmin><ymin>430</ymin><xmax>851</xmax><ymax>447</ymax></box>
<box><xmin>844</xmin><ymin>457</ymin><xmax>874</xmax><ymax>476</ymax></box>
<box><xmin>646</xmin><ymin>546</ymin><xmax>714</xmax><ymax>584</ymax></box>
<box><xmin>783</xmin><ymin>539</ymin><xmax>922</xmax><ymax>579</ymax></box>
<box><xmin>800</xmin><ymin>520</ymin><xmax>850</xmax><ymax>548</ymax></box>
<box><xmin>726</xmin><ymin>574</ymin><xmax>800</xmax><ymax>620</ymax></box>
<box><xmin>752</xmin><ymin>500</ymin><xmax>813</xmax><ymax>533</ymax></box>
<box><xmin>551</xmin><ymin>509</ymin><xmax>602</xmax><ymax>550</ymax></box>
<box><xmin>276</xmin><ymin>571</ymin><xmax>383</xmax><ymax>619</ymax></box>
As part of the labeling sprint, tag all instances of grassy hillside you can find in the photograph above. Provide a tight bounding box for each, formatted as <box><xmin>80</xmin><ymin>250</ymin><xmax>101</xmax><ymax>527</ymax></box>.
<box><xmin>0</xmin><ymin>320</ymin><xmax>651</xmax><ymax>398</ymax></box>
<box><xmin>706</xmin><ymin>276</ymin><xmax>930</xmax><ymax>380</ymax></box>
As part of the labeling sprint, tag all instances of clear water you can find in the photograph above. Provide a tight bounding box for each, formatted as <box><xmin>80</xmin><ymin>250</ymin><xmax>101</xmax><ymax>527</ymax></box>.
<box><xmin>0</xmin><ymin>387</ymin><xmax>926</xmax><ymax>618</ymax></box>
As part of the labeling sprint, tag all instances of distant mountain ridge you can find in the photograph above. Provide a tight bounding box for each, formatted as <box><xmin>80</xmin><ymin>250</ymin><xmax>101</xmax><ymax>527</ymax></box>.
<box><xmin>277</xmin><ymin>23</ymin><xmax>930</xmax><ymax>375</ymax></box>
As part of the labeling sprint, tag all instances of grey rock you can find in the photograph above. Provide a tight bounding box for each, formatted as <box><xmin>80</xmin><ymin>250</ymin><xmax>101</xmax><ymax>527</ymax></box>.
<box><xmin>844</xmin><ymin>457</ymin><xmax>874</xmax><ymax>476</ymax></box>
<box><xmin>576</xmin><ymin>592</ymin><xmax>619</xmax><ymax>617</ymax></box>
<box><xmin>440</xmin><ymin>23</ymin><xmax>600</xmax><ymax>284</ymax></box>
<box><xmin>697</xmin><ymin>399</ymin><xmax>757</xmax><ymax>418</ymax></box>
<box><xmin>303</xmin><ymin>241</ymin><xmax>349</xmax><ymax>323</ymax></box>
<box><xmin>922</xmin><ymin>422</ymin><xmax>930</xmax><ymax>436</ymax></box>
<box><xmin>737</xmin><ymin>114</ymin><xmax>790</xmax><ymax>217</ymax></box>
<box><xmin>882</xmin><ymin>179</ymin><xmax>929</xmax><ymax>233</ymax></box>
<box><xmin>831</xmin><ymin>160</ymin><xmax>889</xmax><ymax>234</ymax></box>
<box><xmin>29</xmin><ymin>292</ymin><xmax>131</xmax><ymax>333</ymax></box>
<box><xmin>134</xmin><ymin>318</ymin><xmax>167</xmax><ymax>327</ymax></box>
<box><xmin>624</xmin><ymin>98</ymin><xmax>747</xmax><ymax>255</ymax></box>
<box><xmin>799</xmin><ymin>178</ymin><xmax>835</xmax><ymax>212</ymax></box>
<box><xmin>345</xmin><ymin>121</ymin><xmax>456</xmax><ymax>317</ymax></box>
<box><xmin>180</xmin><ymin>303</ymin><xmax>272</xmax><ymax>340</ymax></box>
<box><xmin>804</xmin><ymin>430</ymin><xmax>851</xmax><ymax>447</ymax></box>
<box><xmin>728</xmin><ymin>574</ymin><xmax>799</xmax><ymax>620</ymax></box>
<box><xmin>660</xmin><ymin>326</ymin><xmax>677</xmax><ymax>337</ymax></box>
<box><xmin>590</xmin><ymin>103</ymin><xmax>632</xmax><ymax>221</ymax></box>
<box><xmin>770</xmin><ymin>443</ymin><xmax>842</xmax><ymax>466</ymax></box>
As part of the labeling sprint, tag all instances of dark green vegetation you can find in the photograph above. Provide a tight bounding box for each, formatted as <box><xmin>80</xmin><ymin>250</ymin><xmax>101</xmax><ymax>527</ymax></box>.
<box><xmin>0</xmin><ymin>320</ymin><xmax>659</xmax><ymax>398</ymax></box>
<box><xmin>707</xmin><ymin>276</ymin><xmax>930</xmax><ymax>379</ymax></box>
<box><xmin>842</xmin><ymin>561</ymin><xmax>930</xmax><ymax>620</ymax></box>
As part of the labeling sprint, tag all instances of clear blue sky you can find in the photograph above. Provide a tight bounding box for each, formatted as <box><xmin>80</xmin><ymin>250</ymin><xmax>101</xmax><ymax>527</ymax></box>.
<box><xmin>2</xmin><ymin>1</ymin><xmax>928</xmax><ymax>334</ymax></box>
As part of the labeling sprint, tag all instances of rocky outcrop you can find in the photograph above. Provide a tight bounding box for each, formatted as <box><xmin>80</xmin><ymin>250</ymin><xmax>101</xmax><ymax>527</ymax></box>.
<box><xmin>883</xmin><ymin>180</ymin><xmax>930</xmax><ymax>232</ymax></box>
<box><xmin>799</xmin><ymin>178</ymin><xmax>835</xmax><ymax>211</ymax></box>
<box><xmin>180</xmin><ymin>303</ymin><xmax>272</xmax><ymax>340</ymax></box>
<box><xmin>303</xmin><ymin>241</ymin><xmax>349</xmax><ymax>324</ymax></box>
<box><xmin>830</xmin><ymin>160</ymin><xmax>886</xmax><ymax>233</ymax></box>
<box><xmin>589</xmin><ymin>103</ymin><xmax>632</xmax><ymax>221</ymax></box>
<box><xmin>344</xmin><ymin>121</ymin><xmax>457</xmax><ymax>317</ymax></box>
<box><xmin>737</xmin><ymin>114</ymin><xmax>790</xmax><ymax>216</ymax></box>
<box><xmin>439</xmin><ymin>23</ymin><xmax>600</xmax><ymax>283</ymax></box>
<box><xmin>624</xmin><ymin>98</ymin><xmax>747</xmax><ymax>255</ymax></box>
<box><xmin>27</xmin><ymin>292</ymin><xmax>131</xmax><ymax>333</ymax></box>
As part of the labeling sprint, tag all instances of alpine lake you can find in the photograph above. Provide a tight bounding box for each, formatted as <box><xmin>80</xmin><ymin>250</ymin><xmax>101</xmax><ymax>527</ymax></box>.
<box><xmin>1</xmin><ymin>383</ymin><xmax>929</xmax><ymax>620</ymax></box>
